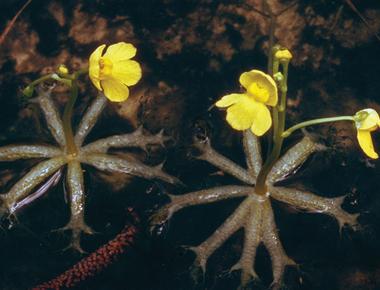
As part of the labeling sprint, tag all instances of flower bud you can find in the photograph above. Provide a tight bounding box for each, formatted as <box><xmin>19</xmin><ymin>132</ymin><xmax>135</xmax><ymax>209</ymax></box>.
<box><xmin>57</xmin><ymin>64</ymin><xmax>69</xmax><ymax>75</ymax></box>
<box><xmin>275</xmin><ymin>49</ymin><xmax>292</xmax><ymax>62</ymax></box>
<box><xmin>22</xmin><ymin>85</ymin><xmax>34</xmax><ymax>98</ymax></box>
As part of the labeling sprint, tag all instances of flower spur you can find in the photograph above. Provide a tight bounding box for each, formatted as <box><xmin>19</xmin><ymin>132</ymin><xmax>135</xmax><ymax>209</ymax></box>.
<box><xmin>0</xmin><ymin>85</ymin><xmax>179</xmax><ymax>253</ymax></box>
<box><xmin>151</xmin><ymin>130</ymin><xmax>358</xmax><ymax>289</ymax></box>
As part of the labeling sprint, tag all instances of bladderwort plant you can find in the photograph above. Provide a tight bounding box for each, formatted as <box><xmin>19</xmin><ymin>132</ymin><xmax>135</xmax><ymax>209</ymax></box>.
<box><xmin>0</xmin><ymin>42</ymin><xmax>179</xmax><ymax>253</ymax></box>
<box><xmin>151</xmin><ymin>45</ymin><xmax>379</xmax><ymax>289</ymax></box>
<box><xmin>1</xmin><ymin>33</ymin><xmax>379</xmax><ymax>290</ymax></box>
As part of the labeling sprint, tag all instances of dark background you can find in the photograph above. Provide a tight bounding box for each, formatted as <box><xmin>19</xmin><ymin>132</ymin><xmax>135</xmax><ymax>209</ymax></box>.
<box><xmin>0</xmin><ymin>0</ymin><xmax>379</xmax><ymax>289</ymax></box>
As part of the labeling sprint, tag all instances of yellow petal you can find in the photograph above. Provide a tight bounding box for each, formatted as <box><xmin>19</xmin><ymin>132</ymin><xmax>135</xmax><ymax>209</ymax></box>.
<box><xmin>239</xmin><ymin>70</ymin><xmax>277</xmax><ymax>106</ymax></box>
<box><xmin>112</xmin><ymin>60</ymin><xmax>142</xmax><ymax>86</ymax></box>
<box><xmin>357</xmin><ymin>130</ymin><xmax>378</xmax><ymax>159</ymax></box>
<box><xmin>225</xmin><ymin>96</ymin><xmax>257</xmax><ymax>130</ymax></box>
<box><xmin>215</xmin><ymin>93</ymin><xmax>246</xmax><ymax>108</ymax></box>
<box><xmin>103</xmin><ymin>42</ymin><xmax>137</xmax><ymax>63</ymax></box>
<box><xmin>101</xmin><ymin>79</ymin><xmax>130</xmax><ymax>102</ymax></box>
<box><xmin>239</xmin><ymin>70</ymin><xmax>257</xmax><ymax>90</ymax></box>
<box><xmin>89</xmin><ymin>44</ymin><xmax>106</xmax><ymax>91</ymax></box>
<box><xmin>247</xmin><ymin>83</ymin><xmax>269</xmax><ymax>103</ymax></box>
<box><xmin>250</xmin><ymin>102</ymin><xmax>272</xmax><ymax>136</ymax></box>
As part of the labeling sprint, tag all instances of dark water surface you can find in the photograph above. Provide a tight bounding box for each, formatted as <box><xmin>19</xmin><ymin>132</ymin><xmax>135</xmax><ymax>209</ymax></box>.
<box><xmin>0</xmin><ymin>1</ymin><xmax>379</xmax><ymax>289</ymax></box>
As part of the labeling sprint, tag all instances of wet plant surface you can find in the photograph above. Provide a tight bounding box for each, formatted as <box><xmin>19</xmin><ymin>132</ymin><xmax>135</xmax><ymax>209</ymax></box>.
<box><xmin>0</xmin><ymin>0</ymin><xmax>380</xmax><ymax>290</ymax></box>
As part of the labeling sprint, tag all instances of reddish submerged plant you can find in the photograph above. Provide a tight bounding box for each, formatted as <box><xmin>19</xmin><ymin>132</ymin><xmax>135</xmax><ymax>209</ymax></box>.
<box><xmin>32</xmin><ymin>208</ymin><xmax>139</xmax><ymax>290</ymax></box>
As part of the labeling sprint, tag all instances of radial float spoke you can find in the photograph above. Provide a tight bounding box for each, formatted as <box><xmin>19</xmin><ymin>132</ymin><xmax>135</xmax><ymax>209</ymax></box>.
<box><xmin>242</xmin><ymin>130</ymin><xmax>262</xmax><ymax>178</ymax></box>
<box><xmin>82</xmin><ymin>127</ymin><xmax>166</xmax><ymax>153</ymax></box>
<box><xmin>192</xmin><ymin>197</ymin><xmax>253</xmax><ymax>271</ymax></box>
<box><xmin>270</xmin><ymin>186</ymin><xmax>358</xmax><ymax>230</ymax></box>
<box><xmin>269</xmin><ymin>136</ymin><xmax>318</xmax><ymax>183</ymax></box>
<box><xmin>80</xmin><ymin>153</ymin><xmax>180</xmax><ymax>185</ymax></box>
<box><xmin>10</xmin><ymin>169</ymin><xmax>62</xmax><ymax>215</ymax></box>
<box><xmin>2</xmin><ymin>156</ymin><xmax>66</xmax><ymax>211</ymax></box>
<box><xmin>74</xmin><ymin>94</ymin><xmax>107</xmax><ymax>147</ymax></box>
<box><xmin>0</xmin><ymin>145</ymin><xmax>62</xmax><ymax>161</ymax></box>
<box><xmin>231</xmin><ymin>198</ymin><xmax>264</xmax><ymax>286</ymax></box>
<box><xmin>194</xmin><ymin>139</ymin><xmax>255</xmax><ymax>185</ymax></box>
<box><xmin>60</xmin><ymin>161</ymin><xmax>93</xmax><ymax>253</ymax></box>
<box><xmin>261</xmin><ymin>200</ymin><xmax>296</xmax><ymax>287</ymax></box>
<box><xmin>150</xmin><ymin>186</ymin><xmax>252</xmax><ymax>226</ymax></box>
<box><xmin>37</xmin><ymin>88</ymin><xmax>66</xmax><ymax>147</ymax></box>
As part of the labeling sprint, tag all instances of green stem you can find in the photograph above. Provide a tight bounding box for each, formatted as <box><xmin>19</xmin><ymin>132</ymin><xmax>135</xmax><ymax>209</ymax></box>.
<box><xmin>60</xmin><ymin>68</ymin><xmax>88</xmax><ymax>155</ymax></box>
<box><xmin>62</xmin><ymin>80</ymin><xmax>79</xmax><ymax>155</ymax></box>
<box><xmin>31</xmin><ymin>73</ymin><xmax>72</xmax><ymax>87</ymax></box>
<box><xmin>255</xmin><ymin>126</ymin><xmax>284</xmax><ymax>194</ymax></box>
<box><xmin>255</xmin><ymin>82</ymin><xmax>287</xmax><ymax>195</ymax></box>
<box><xmin>29</xmin><ymin>67</ymin><xmax>87</xmax><ymax>87</ymax></box>
<box><xmin>282</xmin><ymin>116</ymin><xmax>355</xmax><ymax>138</ymax></box>
<box><xmin>272</xmin><ymin>107</ymin><xmax>279</xmax><ymax>142</ymax></box>
<box><xmin>29</xmin><ymin>74</ymin><xmax>55</xmax><ymax>86</ymax></box>
<box><xmin>23</xmin><ymin>73</ymin><xmax>72</xmax><ymax>98</ymax></box>
<box><xmin>255</xmin><ymin>61</ymin><xmax>288</xmax><ymax>196</ymax></box>
<box><xmin>278</xmin><ymin>62</ymin><xmax>288</xmax><ymax>111</ymax></box>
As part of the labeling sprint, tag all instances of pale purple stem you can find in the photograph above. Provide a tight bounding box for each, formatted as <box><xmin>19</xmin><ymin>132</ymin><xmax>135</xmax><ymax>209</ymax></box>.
<box><xmin>9</xmin><ymin>169</ymin><xmax>62</xmax><ymax>214</ymax></box>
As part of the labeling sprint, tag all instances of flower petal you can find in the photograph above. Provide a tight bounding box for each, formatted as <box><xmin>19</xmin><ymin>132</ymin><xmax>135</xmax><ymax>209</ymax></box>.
<box><xmin>358</xmin><ymin>109</ymin><xmax>380</xmax><ymax>130</ymax></box>
<box><xmin>89</xmin><ymin>44</ymin><xmax>106</xmax><ymax>91</ymax></box>
<box><xmin>250</xmin><ymin>102</ymin><xmax>272</xmax><ymax>136</ymax></box>
<box><xmin>103</xmin><ymin>42</ymin><xmax>137</xmax><ymax>63</ymax></box>
<box><xmin>215</xmin><ymin>93</ymin><xmax>246</xmax><ymax>108</ymax></box>
<box><xmin>239</xmin><ymin>70</ymin><xmax>277</xmax><ymax>106</ymax></box>
<box><xmin>112</xmin><ymin>60</ymin><xmax>142</xmax><ymax>86</ymax></box>
<box><xmin>101</xmin><ymin>79</ymin><xmax>130</xmax><ymax>102</ymax></box>
<box><xmin>357</xmin><ymin>130</ymin><xmax>378</xmax><ymax>159</ymax></box>
<box><xmin>225</xmin><ymin>96</ymin><xmax>257</xmax><ymax>131</ymax></box>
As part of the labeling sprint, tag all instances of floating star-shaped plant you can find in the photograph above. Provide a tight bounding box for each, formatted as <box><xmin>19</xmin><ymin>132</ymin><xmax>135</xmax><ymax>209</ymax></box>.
<box><xmin>152</xmin><ymin>130</ymin><xmax>358</xmax><ymax>288</ymax></box>
<box><xmin>0</xmin><ymin>86</ymin><xmax>178</xmax><ymax>252</ymax></box>
<box><xmin>150</xmin><ymin>48</ymin><xmax>366</xmax><ymax>288</ymax></box>
<box><xmin>150</xmin><ymin>49</ymin><xmax>365</xmax><ymax>288</ymax></box>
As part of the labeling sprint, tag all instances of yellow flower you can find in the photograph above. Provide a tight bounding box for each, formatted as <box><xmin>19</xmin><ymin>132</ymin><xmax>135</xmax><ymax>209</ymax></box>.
<box><xmin>89</xmin><ymin>42</ymin><xmax>142</xmax><ymax>102</ymax></box>
<box><xmin>354</xmin><ymin>108</ymin><xmax>380</xmax><ymax>159</ymax></box>
<box><xmin>215</xmin><ymin>70</ymin><xmax>278</xmax><ymax>136</ymax></box>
